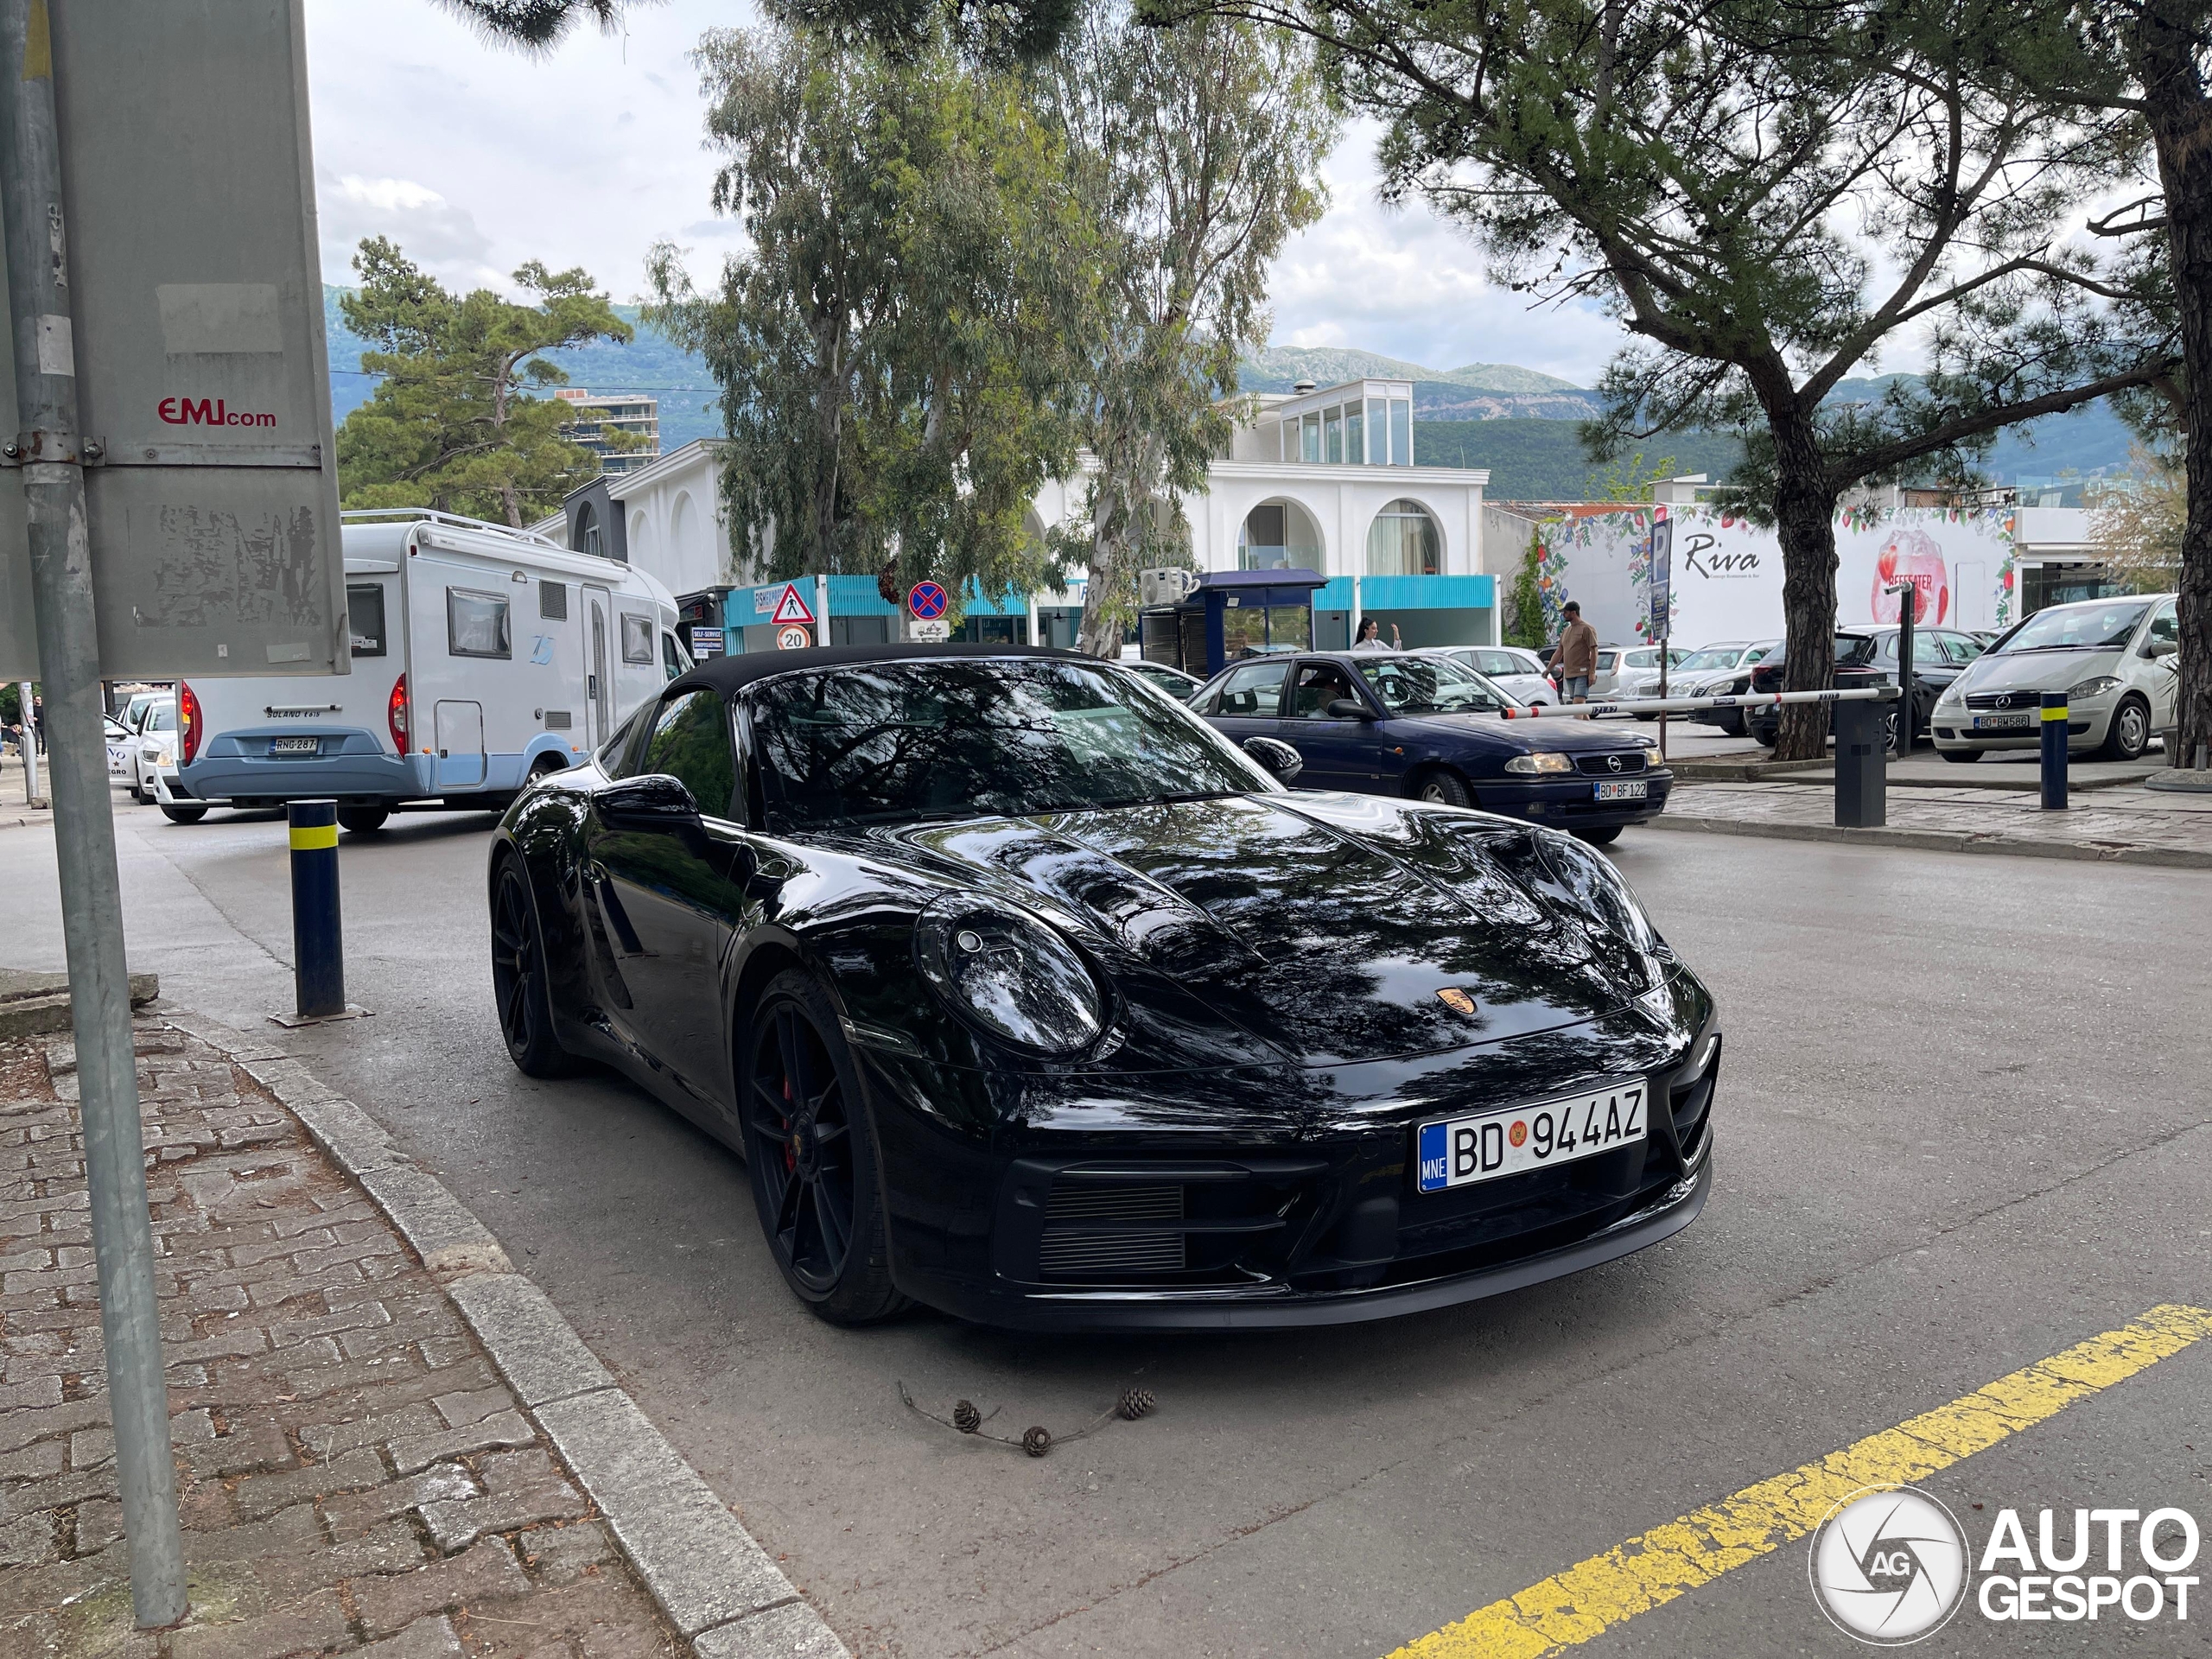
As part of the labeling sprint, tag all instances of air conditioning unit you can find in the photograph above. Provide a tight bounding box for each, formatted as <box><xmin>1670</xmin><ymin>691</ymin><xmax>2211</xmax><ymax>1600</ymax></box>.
<box><xmin>1138</xmin><ymin>568</ymin><xmax>1199</xmax><ymax>608</ymax></box>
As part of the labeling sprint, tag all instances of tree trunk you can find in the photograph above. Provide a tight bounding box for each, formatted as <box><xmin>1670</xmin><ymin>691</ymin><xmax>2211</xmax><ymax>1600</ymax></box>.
<box><xmin>2143</xmin><ymin>10</ymin><xmax>2212</xmax><ymax>768</ymax></box>
<box><xmin>1769</xmin><ymin>407</ymin><xmax>1841</xmax><ymax>762</ymax></box>
<box><xmin>1075</xmin><ymin>475</ymin><xmax>1124</xmax><ymax>658</ymax></box>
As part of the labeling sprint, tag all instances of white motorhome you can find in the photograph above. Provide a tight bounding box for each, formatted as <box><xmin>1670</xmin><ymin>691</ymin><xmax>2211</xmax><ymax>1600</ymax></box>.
<box><xmin>174</xmin><ymin>510</ymin><xmax>688</xmax><ymax>831</ymax></box>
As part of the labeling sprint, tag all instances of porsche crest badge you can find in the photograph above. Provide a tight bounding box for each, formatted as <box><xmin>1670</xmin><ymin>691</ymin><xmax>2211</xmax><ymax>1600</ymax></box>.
<box><xmin>1434</xmin><ymin>988</ymin><xmax>1478</xmax><ymax>1016</ymax></box>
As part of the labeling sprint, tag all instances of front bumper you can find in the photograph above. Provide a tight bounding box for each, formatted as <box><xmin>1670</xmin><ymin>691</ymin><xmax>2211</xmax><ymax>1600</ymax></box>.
<box><xmin>1931</xmin><ymin>702</ymin><xmax>2109</xmax><ymax>753</ymax></box>
<box><xmin>868</xmin><ymin>993</ymin><xmax>1719</xmax><ymax>1332</ymax></box>
<box><xmin>1475</xmin><ymin>768</ymin><xmax>1673</xmax><ymax>830</ymax></box>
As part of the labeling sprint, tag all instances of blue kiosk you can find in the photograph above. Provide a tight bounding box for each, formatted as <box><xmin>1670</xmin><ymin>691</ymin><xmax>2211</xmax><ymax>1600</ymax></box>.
<box><xmin>1139</xmin><ymin>568</ymin><xmax>1327</xmax><ymax>679</ymax></box>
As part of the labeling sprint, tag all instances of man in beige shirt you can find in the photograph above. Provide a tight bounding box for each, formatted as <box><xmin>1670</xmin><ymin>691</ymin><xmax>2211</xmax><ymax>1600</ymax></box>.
<box><xmin>1553</xmin><ymin>601</ymin><xmax>1599</xmax><ymax>702</ymax></box>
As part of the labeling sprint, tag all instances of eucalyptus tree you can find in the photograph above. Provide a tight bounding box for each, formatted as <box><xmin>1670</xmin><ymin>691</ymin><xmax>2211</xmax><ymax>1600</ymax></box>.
<box><xmin>1039</xmin><ymin>0</ymin><xmax>1337</xmax><ymax>655</ymax></box>
<box><xmin>1154</xmin><ymin>0</ymin><xmax>2174</xmax><ymax>757</ymax></box>
<box><xmin>645</xmin><ymin>23</ymin><xmax>1098</xmax><ymax>601</ymax></box>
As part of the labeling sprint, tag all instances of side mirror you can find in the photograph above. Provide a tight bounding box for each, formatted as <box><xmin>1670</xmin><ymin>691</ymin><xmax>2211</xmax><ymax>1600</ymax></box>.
<box><xmin>1325</xmin><ymin>697</ymin><xmax>1372</xmax><ymax>720</ymax></box>
<box><xmin>1242</xmin><ymin>735</ymin><xmax>1305</xmax><ymax>785</ymax></box>
<box><xmin>2148</xmin><ymin>637</ymin><xmax>2178</xmax><ymax>659</ymax></box>
<box><xmin>599</xmin><ymin>772</ymin><xmax>702</xmax><ymax>835</ymax></box>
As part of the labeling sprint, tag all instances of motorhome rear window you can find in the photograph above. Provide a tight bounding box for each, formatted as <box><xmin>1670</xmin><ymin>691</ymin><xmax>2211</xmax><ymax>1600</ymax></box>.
<box><xmin>448</xmin><ymin>588</ymin><xmax>512</xmax><ymax>659</ymax></box>
<box><xmin>346</xmin><ymin>584</ymin><xmax>387</xmax><ymax>658</ymax></box>
<box><xmin>620</xmin><ymin>613</ymin><xmax>653</xmax><ymax>664</ymax></box>
<box><xmin>540</xmin><ymin>580</ymin><xmax>568</xmax><ymax>620</ymax></box>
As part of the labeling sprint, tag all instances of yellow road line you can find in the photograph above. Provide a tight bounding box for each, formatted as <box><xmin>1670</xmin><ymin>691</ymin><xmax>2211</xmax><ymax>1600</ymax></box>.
<box><xmin>1387</xmin><ymin>1302</ymin><xmax>2212</xmax><ymax>1659</ymax></box>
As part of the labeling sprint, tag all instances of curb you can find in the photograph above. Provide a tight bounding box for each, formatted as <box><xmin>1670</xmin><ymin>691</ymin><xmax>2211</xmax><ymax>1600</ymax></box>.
<box><xmin>1645</xmin><ymin>812</ymin><xmax>2212</xmax><ymax>870</ymax></box>
<box><xmin>154</xmin><ymin>1005</ymin><xmax>849</xmax><ymax>1659</ymax></box>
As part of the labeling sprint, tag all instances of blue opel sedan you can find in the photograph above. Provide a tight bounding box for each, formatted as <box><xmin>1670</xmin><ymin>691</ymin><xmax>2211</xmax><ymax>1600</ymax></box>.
<box><xmin>1192</xmin><ymin>651</ymin><xmax>1670</xmax><ymax>843</ymax></box>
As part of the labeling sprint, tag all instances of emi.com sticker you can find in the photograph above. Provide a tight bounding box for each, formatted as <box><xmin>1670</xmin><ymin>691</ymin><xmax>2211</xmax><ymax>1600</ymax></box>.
<box><xmin>1810</xmin><ymin>1486</ymin><xmax>2203</xmax><ymax>1643</ymax></box>
<box><xmin>1808</xmin><ymin>1485</ymin><xmax>1970</xmax><ymax>1644</ymax></box>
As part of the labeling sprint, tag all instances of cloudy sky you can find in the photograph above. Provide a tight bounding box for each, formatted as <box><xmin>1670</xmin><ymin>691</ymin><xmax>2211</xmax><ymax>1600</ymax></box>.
<box><xmin>301</xmin><ymin>0</ymin><xmax>1625</xmax><ymax>385</ymax></box>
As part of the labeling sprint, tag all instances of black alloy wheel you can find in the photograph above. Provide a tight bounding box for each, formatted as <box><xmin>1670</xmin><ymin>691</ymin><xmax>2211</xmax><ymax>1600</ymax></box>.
<box><xmin>338</xmin><ymin>804</ymin><xmax>390</xmax><ymax>834</ymax></box>
<box><xmin>741</xmin><ymin>971</ymin><xmax>905</xmax><ymax>1325</ymax></box>
<box><xmin>159</xmin><ymin>804</ymin><xmax>207</xmax><ymax>824</ymax></box>
<box><xmin>491</xmin><ymin>861</ymin><xmax>578</xmax><ymax>1077</ymax></box>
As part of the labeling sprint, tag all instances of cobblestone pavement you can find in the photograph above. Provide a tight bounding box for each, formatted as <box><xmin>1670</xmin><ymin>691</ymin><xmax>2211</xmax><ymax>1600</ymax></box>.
<box><xmin>1658</xmin><ymin>777</ymin><xmax>2212</xmax><ymax>865</ymax></box>
<box><xmin>0</xmin><ymin>1020</ymin><xmax>681</xmax><ymax>1658</ymax></box>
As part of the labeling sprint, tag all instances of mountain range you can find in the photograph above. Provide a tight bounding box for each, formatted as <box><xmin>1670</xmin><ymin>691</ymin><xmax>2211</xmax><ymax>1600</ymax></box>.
<box><xmin>323</xmin><ymin>287</ymin><xmax>2139</xmax><ymax>498</ymax></box>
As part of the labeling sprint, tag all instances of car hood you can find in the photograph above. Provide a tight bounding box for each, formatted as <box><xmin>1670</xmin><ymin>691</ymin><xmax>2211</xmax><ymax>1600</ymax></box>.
<box><xmin>1389</xmin><ymin>713</ymin><xmax>1652</xmax><ymax>755</ymax></box>
<box><xmin>1947</xmin><ymin>648</ymin><xmax>2124</xmax><ymax>697</ymax></box>
<box><xmin>861</xmin><ymin>792</ymin><xmax>1662</xmax><ymax>1068</ymax></box>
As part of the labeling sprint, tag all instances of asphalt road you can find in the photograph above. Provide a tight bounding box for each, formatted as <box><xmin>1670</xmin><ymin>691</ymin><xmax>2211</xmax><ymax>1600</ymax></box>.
<box><xmin>6</xmin><ymin>788</ymin><xmax>2209</xmax><ymax>1657</ymax></box>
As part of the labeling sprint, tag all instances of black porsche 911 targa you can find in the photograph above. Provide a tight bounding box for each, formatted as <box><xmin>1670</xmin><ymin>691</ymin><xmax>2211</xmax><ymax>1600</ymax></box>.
<box><xmin>487</xmin><ymin>645</ymin><xmax>1719</xmax><ymax>1332</ymax></box>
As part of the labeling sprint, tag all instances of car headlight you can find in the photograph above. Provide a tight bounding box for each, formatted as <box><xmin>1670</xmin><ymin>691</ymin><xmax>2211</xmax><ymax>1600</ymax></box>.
<box><xmin>1504</xmin><ymin>751</ymin><xmax>1576</xmax><ymax>774</ymax></box>
<box><xmin>2066</xmin><ymin>675</ymin><xmax>2121</xmax><ymax>699</ymax></box>
<box><xmin>914</xmin><ymin>901</ymin><xmax>1103</xmax><ymax>1056</ymax></box>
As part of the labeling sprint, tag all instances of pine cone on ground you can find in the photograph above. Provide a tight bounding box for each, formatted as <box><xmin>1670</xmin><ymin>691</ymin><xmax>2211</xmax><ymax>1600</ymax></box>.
<box><xmin>952</xmin><ymin>1400</ymin><xmax>982</xmax><ymax>1434</ymax></box>
<box><xmin>1021</xmin><ymin>1426</ymin><xmax>1052</xmax><ymax>1458</ymax></box>
<box><xmin>1116</xmin><ymin>1388</ymin><xmax>1156</xmax><ymax>1421</ymax></box>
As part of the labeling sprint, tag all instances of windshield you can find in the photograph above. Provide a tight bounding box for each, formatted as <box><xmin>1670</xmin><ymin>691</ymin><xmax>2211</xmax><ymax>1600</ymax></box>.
<box><xmin>747</xmin><ymin>658</ymin><xmax>1268</xmax><ymax>830</ymax></box>
<box><xmin>1994</xmin><ymin>601</ymin><xmax>2150</xmax><ymax>653</ymax></box>
<box><xmin>1357</xmin><ymin>655</ymin><xmax>1509</xmax><ymax>714</ymax></box>
<box><xmin>1675</xmin><ymin>647</ymin><xmax>1739</xmax><ymax>673</ymax></box>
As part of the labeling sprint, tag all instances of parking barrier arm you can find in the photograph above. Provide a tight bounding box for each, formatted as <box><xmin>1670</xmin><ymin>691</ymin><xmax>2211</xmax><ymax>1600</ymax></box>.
<box><xmin>1498</xmin><ymin>686</ymin><xmax>1901</xmax><ymax>720</ymax></box>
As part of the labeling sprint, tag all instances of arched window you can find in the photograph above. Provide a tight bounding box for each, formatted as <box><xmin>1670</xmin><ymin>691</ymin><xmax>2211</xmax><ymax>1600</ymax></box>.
<box><xmin>573</xmin><ymin>502</ymin><xmax>601</xmax><ymax>559</ymax></box>
<box><xmin>1238</xmin><ymin>499</ymin><xmax>1324</xmax><ymax>570</ymax></box>
<box><xmin>1366</xmin><ymin>499</ymin><xmax>1441</xmax><ymax>575</ymax></box>
<box><xmin>627</xmin><ymin>510</ymin><xmax>652</xmax><ymax>567</ymax></box>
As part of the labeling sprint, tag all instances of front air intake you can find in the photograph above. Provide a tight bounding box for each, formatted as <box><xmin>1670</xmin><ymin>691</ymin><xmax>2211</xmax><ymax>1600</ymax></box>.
<box><xmin>1039</xmin><ymin>1183</ymin><xmax>1185</xmax><ymax>1277</ymax></box>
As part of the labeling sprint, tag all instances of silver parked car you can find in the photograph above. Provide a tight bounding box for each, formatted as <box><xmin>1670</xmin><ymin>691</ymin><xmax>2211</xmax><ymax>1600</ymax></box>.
<box><xmin>1591</xmin><ymin>644</ymin><xmax>1685</xmax><ymax>702</ymax></box>
<box><xmin>1415</xmin><ymin>645</ymin><xmax>1554</xmax><ymax>706</ymax></box>
<box><xmin>1624</xmin><ymin>639</ymin><xmax>1780</xmax><ymax>734</ymax></box>
<box><xmin>1930</xmin><ymin>594</ymin><xmax>2178</xmax><ymax>762</ymax></box>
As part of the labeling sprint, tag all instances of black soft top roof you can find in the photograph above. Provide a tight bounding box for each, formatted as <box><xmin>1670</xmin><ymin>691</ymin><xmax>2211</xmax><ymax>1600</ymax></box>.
<box><xmin>667</xmin><ymin>642</ymin><xmax>1096</xmax><ymax>699</ymax></box>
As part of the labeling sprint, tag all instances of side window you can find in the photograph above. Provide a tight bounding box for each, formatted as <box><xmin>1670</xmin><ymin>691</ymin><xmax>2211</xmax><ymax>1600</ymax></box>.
<box><xmin>447</xmin><ymin>588</ymin><xmax>511</xmax><ymax>659</ymax></box>
<box><xmin>1216</xmin><ymin>660</ymin><xmax>1288</xmax><ymax>716</ymax></box>
<box><xmin>1289</xmin><ymin>664</ymin><xmax>1358</xmax><ymax>718</ymax></box>
<box><xmin>661</xmin><ymin>631</ymin><xmax>690</xmax><ymax>682</ymax></box>
<box><xmin>346</xmin><ymin>583</ymin><xmax>387</xmax><ymax>658</ymax></box>
<box><xmin>639</xmin><ymin>690</ymin><xmax>737</xmax><ymax>817</ymax></box>
<box><xmin>620</xmin><ymin>613</ymin><xmax>654</xmax><ymax>665</ymax></box>
<box><xmin>1939</xmin><ymin>631</ymin><xmax>1984</xmax><ymax>664</ymax></box>
<box><xmin>2146</xmin><ymin>603</ymin><xmax>2178</xmax><ymax>650</ymax></box>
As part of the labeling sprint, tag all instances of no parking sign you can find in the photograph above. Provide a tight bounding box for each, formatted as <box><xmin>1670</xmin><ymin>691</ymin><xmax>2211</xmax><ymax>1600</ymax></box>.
<box><xmin>908</xmin><ymin>582</ymin><xmax>950</xmax><ymax>620</ymax></box>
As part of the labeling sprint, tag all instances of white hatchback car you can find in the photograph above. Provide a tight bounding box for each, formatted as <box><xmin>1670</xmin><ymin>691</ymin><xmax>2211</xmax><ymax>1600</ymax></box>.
<box><xmin>1591</xmin><ymin>644</ymin><xmax>1685</xmax><ymax>702</ymax></box>
<box><xmin>126</xmin><ymin>697</ymin><xmax>178</xmax><ymax>804</ymax></box>
<box><xmin>1931</xmin><ymin>594</ymin><xmax>2178</xmax><ymax>762</ymax></box>
<box><xmin>1417</xmin><ymin>645</ymin><xmax>1556</xmax><ymax>706</ymax></box>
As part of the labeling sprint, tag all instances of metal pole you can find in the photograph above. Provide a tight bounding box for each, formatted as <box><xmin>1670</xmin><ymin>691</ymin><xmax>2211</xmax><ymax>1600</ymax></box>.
<box><xmin>2041</xmin><ymin>690</ymin><xmax>2069</xmax><ymax>810</ymax></box>
<box><xmin>288</xmin><ymin>799</ymin><xmax>345</xmax><ymax>1017</ymax></box>
<box><xmin>0</xmin><ymin>0</ymin><xmax>185</xmax><ymax>1627</ymax></box>
<box><xmin>17</xmin><ymin>676</ymin><xmax>35</xmax><ymax>801</ymax></box>
<box><xmin>1896</xmin><ymin>584</ymin><xmax>1916</xmax><ymax>753</ymax></box>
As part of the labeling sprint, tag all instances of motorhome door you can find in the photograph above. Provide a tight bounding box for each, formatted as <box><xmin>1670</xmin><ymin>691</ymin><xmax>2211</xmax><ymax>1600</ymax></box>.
<box><xmin>586</xmin><ymin>586</ymin><xmax>612</xmax><ymax>746</ymax></box>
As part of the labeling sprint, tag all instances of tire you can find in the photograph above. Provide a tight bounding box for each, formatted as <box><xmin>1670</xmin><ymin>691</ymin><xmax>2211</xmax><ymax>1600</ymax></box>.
<box><xmin>1411</xmin><ymin>768</ymin><xmax>1471</xmax><ymax>808</ymax></box>
<box><xmin>738</xmin><ymin>971</ymin><xmax>906</xmax><ymax>1325</ymax></box>
<box><xmin>337</xmin><ymin>804</ymin><xmax>391</xmax><ymax>834</ymax></box>
<box><xmin>2096</xmin><ymin>694</ymin><xmax>2151</xmax><ymax>762</ymax></box>
<box><xmin>1939</xmin><ymin>747</ymin><xmax>1982</xmax><ymax>764</ymax></box>
<box><xmin>159</xmin><ymin>804</ymin><xmax>207</xmax><ymax>823</ymax></box>
<box><xmin>1719</xmin><ymin>711</ymin><xmax>1746</xmax><ymax>737</ymax></box>
<box><xmin>490</xmin><ymin>859</ymin><xmax>582</xmax><ymax>1079</ymax></box>
<box><xmin>1573</xmin><ymin>825</ymin><xmax>1624</xmax><ymax>845</ymax></box>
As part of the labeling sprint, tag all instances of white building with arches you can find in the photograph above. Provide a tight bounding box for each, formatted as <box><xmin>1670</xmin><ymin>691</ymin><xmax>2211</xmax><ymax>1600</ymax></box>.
<box><xmin>544</xmin><ymin>376</ymin><xmax>1498</xmax><ymax>653</ymax></box>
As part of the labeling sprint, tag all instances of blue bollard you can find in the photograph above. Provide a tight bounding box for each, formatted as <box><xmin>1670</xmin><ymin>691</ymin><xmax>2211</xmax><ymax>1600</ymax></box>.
<box><xmin>2040</xmin><ymin>691</ymin><xmax>2069</xmax><ymax>810</ymax></box>
<box><xmin>288</xmin><ymin>800</ymin><xmax>346</xmax><ymax>1017</ymax></box>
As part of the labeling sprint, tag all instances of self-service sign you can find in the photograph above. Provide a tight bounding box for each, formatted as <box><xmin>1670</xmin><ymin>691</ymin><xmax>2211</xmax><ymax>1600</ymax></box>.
<box><xmin>0</xmin><ymin>0</ymin><xmax>348</xmax><ymax>681</ymax></box>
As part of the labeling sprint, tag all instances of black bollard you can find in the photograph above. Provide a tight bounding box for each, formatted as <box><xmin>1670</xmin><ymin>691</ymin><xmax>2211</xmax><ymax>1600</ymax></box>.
<box><xmin>2040</xmin><ymin>692</ymin><xmax>2069</xmax><ymax>810</ymax></box>
<box><xmin>1834</xmin><ymin>697</ymin><xmax>1887</xmax><ymax>828</ymax></box>
<box><xmin>288</xmin><ymin>800</ymin><xmax>346</xmax><ymax>1017</ymax></box>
